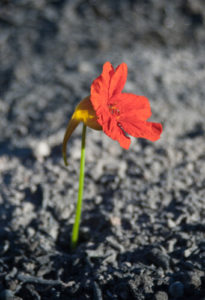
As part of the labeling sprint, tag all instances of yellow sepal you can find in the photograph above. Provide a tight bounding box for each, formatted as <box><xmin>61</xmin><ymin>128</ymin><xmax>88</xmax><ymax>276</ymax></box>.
<box><xmin>62</xmin><ymin>96</ymin><xmax>102</xmax><ymax>165</ymax></box>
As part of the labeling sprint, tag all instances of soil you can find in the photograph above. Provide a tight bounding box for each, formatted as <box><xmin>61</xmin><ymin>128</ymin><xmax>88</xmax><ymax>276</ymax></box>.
<box><xmin>0</xmin><ymin>0</ymin><xmax>205</xmax><ymax>299</ymax></box>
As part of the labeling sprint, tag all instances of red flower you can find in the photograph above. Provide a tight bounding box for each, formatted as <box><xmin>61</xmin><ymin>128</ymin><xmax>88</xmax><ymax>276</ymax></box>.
<box><xmin>62</xmin><ymin>62</ymin><xmax>162</xmax><ymax>164</ymax></box>
<box><xmin>90</xmin><ymin>62</ymin><xmax>162</xmax><ymax>149</ymax></box>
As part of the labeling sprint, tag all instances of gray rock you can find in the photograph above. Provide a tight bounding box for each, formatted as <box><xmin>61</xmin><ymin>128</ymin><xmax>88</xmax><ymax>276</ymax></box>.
<box><xmin>0</xmin><ymin>290</ymin><xmax>14</xmax><ymax>300</ymax></box>
<box><xmin>169</xmin><ymin>281</ymin><xmax>184</xmax><ymax>298</ymax></box>
<box><xmin>146</xmin><ymin>248</ymin><xmax>170</xmax><ymax>270</ymax></box>
<box><xmin>154</xmin><ymin>291</ymin><xmax>168</xmax><ymax>300</ymax></box>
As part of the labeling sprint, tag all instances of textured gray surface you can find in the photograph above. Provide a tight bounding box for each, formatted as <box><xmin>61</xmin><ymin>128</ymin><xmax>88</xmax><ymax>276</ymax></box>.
<box><xmin>0</xmin><ymin>1</ymin><xmax>205</xmax><ymax>299</ymax></box>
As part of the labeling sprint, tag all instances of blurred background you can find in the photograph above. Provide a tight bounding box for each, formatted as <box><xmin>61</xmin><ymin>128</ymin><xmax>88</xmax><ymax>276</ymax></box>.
<box><xmin>0</xmin><ymin>0</ymin><xmax>204</xmax><ymax>146</ymax></box>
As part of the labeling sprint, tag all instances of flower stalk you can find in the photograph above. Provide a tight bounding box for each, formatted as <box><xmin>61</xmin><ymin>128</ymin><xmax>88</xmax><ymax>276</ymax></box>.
<box><xmin>71</xmin><ymin>123</ymin><xmax>87</xmax><ymax>249</ymax></box>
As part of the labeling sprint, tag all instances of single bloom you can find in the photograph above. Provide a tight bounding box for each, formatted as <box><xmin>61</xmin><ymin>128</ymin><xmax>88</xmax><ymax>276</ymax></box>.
<box><xmin>63</xmin><ymin>62</ymin><xmax>162</xmax><ymax>164</ymax></box>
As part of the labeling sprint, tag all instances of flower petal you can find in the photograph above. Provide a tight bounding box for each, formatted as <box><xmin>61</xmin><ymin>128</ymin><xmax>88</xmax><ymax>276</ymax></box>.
<box><xmin>112</xmin><ymin>93</ymin><xmax>152</xmax><ymax>121</ymax></box>
<box><xmin>121</xmin><ymin>120</ymin><xmax>163</xmax><ymax>142</ymax></box>
<box><xmin>101</xmin><ymin>116</ymin><xmax>131</xmax><ymax>149</ymax></box>
<box><xmin>90</xmin><ymin>62</ymin><xmax>114</xmax><ymax>112</ymax></box>
<box><xmin>109</xmin><ymin>63</ymin><xmax>128</xmax><ymax>98</ymax></box>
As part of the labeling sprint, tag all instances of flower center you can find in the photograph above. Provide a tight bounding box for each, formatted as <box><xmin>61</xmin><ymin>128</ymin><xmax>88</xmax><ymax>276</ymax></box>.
<box><xmin>108</xmin><ymin>105</ymin><xmax>120</xmax><ymax>116</ymax></box>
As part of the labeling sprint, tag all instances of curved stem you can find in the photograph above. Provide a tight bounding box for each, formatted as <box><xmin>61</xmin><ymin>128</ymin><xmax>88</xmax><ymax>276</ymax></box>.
<box><xmin>71</xmin><ymin>123</ymin><xmax>87</xmax><ymax>249</ymax></box>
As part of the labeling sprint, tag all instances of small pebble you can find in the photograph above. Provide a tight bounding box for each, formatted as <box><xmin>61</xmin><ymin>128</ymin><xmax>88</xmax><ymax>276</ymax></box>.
<box><xmin>154</xmin><ymin>291</ymin><xmax>168</xmax><ymax>300</ymax></box>
<box><xmin>93</xmin><ymin>281</ymin><xmax>103</xmax><ymax>300</ymax></box>
<box><xmin>26</xmin><ymin>227</ymin><xmax>35</xmax><ymax>238</ymax></box>
<box><xmin>147</xmin><ymin>248</ymin><xmax>170</xmax><ymax>269</ymax></box>
<box><xmin>169</xmin><ymin>281</ymin><xmax>184</xmax><ymax>298</ymax></box>
<box><xmin>186</xmin><ymin>271</ymin><xmax>201</xmax><ymax>289</ymax></box>
<box><xmin>33</xmin><ymin>141</ymin><xmax>51</xmax><ymax>160</ymax></box>
<box><xmin>0</xmin><ymin>289</ymin><xmax>14</xmax><ymax>300</ymax></box>
<box><xmin>109</xmin><ymin>216</ymin><xmax>121</xmax><ymax>227</ymax></box>
<box><xmin>167</xmin><ymin>218</ymin><xmax>176</xmax><ymax>229</ymax></box>
<box><xmin>78</xmin><ymin>61</ymin><xmax>93</xmax><ymax>73</ymax></box>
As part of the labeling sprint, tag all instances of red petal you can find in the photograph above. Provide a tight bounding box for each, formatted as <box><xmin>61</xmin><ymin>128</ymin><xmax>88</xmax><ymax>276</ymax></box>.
<box><xmin>121</xmin><ymin>121</ymin><xmax>163</xmax><ymax>142</ymax></box>
<box><xmin>90</xmin><ymin>62</ymin><xmax>114</xmax><ymax>112</ymax></box>
<box><xmin>113</xmin><ymin>93</ymin><xmax>152</xmax><ymax>121</ymax></box>
<box><xmin>109</xmin><ymin>63</ymin><xmax>127</xmax><ymax>98</ymax></box>
<box><xmin>101</xmin><ymin>116</ymin><xmax>131</xmax><ymax>149</ymax></box>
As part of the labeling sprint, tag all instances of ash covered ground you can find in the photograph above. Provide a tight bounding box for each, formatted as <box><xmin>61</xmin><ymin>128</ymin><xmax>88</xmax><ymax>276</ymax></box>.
<box><xmin>0</xmin><ymin>1</ymin><xmax>205</xmax><ymax>299</ymax></box>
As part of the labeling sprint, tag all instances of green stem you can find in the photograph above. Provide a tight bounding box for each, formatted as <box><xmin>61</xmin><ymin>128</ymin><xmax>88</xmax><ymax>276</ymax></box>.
<box><xmin>71</xmin><ymin>123</ymin><xmax>87</xmax><ymax>249</ymax></box>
